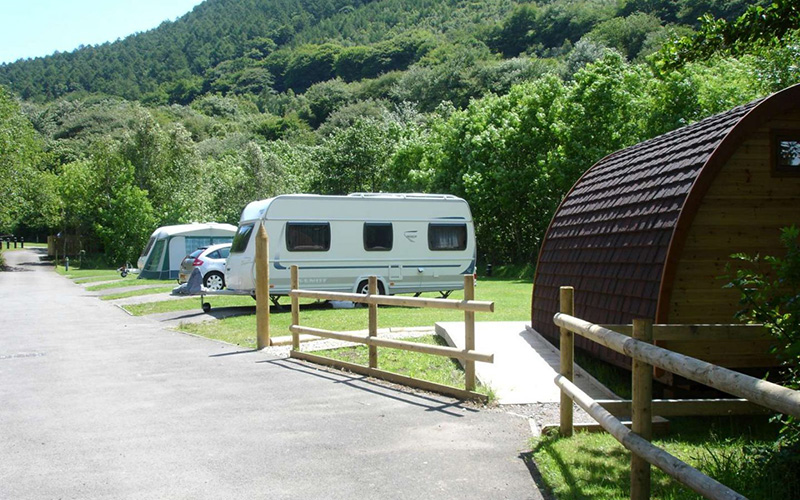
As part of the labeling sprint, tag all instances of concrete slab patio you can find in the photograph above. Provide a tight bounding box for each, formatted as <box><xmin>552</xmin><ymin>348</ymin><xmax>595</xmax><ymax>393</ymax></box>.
<box><xmin>437</xmin><ymin>321</ymin><xmax>620</xmax><ymax>404</ymax></box>
<box><xmin>0</xmin><ymin>249</ymin><xmax>546</xmax><ymax>500</ymax></box>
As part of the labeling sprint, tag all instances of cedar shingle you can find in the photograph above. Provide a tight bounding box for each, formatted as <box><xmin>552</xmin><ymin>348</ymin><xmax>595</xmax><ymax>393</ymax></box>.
<box><xmin>532</xmin><ymin>97</ymin><xmax>763</xmax><ymax>352</ymax></box>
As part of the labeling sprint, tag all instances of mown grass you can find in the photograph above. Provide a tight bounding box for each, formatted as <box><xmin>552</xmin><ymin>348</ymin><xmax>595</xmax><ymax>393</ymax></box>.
<box><xmin>125</xmin><ymin>295</ymin><xmax>258</xmax><ymax>315</ymax></box>
<box><xmin>86</xmin><ymin>276</ymin><xmax>174</xmax><ymax>291</ymax></box>
<box><xmin>175</xmin><ymin>279</ymin><xmax>532</xmax><ymax>345</ymax></box>
<box><xmin>56</xmin><ymin>267</ymin><xmax>120</xmax><ymax>279</ymax></box>
<box><xmin>314</xmin><ymin>334</ymin><xmax>493</xmax><ymax>397</ymax></box>
<box><xmin>101</xmin><ymin>286</ymin><xmax>178</xmax><ymax>300</ymax></box>
<box><xmin>532</xmin><ymin>415</ymin><xmax>797</xmax><ymax>500</ymax></box>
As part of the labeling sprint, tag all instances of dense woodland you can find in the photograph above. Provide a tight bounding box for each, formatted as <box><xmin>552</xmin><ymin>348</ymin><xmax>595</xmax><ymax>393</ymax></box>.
<box><xmin>1</xmin><ymin>0</ymin><xmax>799</xmax><ymax>266</ymax></box>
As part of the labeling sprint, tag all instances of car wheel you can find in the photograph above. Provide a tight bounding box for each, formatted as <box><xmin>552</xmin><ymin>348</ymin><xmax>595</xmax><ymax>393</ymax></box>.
<box><xmin>204</xmin><ymin>271</ymin><xmax>225</xmax><ymax>291</ymax></box>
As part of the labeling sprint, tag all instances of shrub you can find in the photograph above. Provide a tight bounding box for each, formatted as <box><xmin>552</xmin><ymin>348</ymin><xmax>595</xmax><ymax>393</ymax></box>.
<box><xmin>725</xmin><ymin>225</ymin><xmax>800</xmax><ymax>445</ymax></box>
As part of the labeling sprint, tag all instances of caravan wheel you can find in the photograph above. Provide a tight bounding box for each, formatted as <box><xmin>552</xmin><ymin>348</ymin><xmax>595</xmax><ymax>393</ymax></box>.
<box><xmin>357</xmin><ymin>280</ymin><xmax>385</xmax><ymax>296</ymax></box>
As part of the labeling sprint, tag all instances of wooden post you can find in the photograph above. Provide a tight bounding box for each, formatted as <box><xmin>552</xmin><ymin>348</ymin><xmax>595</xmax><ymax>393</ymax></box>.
<box><xmin>255</xmin><ymin>225</ymin><xmax>270</xmax><ymax>349</ymax></box>
<box><xmin>559</xmin><ymin>286</ymin><xmax>575</xmax><ymax>437</ymax></box>
<box><xmin>464</xmin><ymin>274</ymin><xmax>476</xmax><ymax>392</ymax></box>
<box><xmin>368</xmin><ymin>276</ymin><xmax>378</xmax><ymax>369</ymax></box>
<box><xmin>631</xmin><ymin>318</ymin><xmax>653</xmax><ymax>500</ymax></box>
<box><xmin>291</xmin><ymin>265</ymin><xmax>299</xmax><ymax>351</ymax></box>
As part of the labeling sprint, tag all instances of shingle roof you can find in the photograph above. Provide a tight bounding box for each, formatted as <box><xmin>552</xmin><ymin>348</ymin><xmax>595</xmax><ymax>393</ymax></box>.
<box><xmin>531</xmin><ymin>98</ymin><xmax>763</xmax><ymax>363</ymax></box>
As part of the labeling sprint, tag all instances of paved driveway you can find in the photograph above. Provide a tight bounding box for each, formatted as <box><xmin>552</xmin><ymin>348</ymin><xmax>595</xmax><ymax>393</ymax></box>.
<box><xmin>0</xmin><ymin>249</ymin><xmax>545</xmax><ymax>499</ymax></box>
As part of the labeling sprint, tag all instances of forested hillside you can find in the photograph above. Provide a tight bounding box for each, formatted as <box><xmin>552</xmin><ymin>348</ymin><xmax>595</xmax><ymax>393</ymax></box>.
<box><xmin>1</xmin><ymin>0</ymin><xmax>798</xmax><ymax>267</ymax></box>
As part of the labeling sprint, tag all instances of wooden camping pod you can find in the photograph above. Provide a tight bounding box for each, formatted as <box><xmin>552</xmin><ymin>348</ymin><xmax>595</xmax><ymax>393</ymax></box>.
<box><xmin>532</xmin><ymin>84</ymin><xmax>800</xmax><ymax>373</ymax></box>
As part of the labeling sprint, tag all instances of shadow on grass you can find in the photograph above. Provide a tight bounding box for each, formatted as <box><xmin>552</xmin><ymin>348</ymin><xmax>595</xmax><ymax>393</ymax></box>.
<box><xmin>532</xmin><ymin>433</ymin><xmax>630</xmax><ymax>500</ymax></box>
<box><xmin>260</xmin><ymin>357</ymin><xmax>479</xmax><ymax>418</ymax></box>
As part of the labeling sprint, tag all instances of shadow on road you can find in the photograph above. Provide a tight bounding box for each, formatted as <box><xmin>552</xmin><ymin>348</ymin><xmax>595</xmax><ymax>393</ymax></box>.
<box><xmin>519</xmin><ymin>451</ymin><xmax>557</xmax><ymax>500</ymax></box>
<box><xmin>262</xmin><ymin>357</ymin><xmax>480</xmax><ymax>418</ymax></box>
<box><xmin>208</xmin><ymin>349</ymin><xmax>260</xmax><ymax>357</ymax></box>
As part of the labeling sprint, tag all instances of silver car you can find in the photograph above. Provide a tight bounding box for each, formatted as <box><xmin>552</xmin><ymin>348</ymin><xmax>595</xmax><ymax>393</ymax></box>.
<box><xmin>178</xmin><ymin>243</ymin><xmax>231</xmax><ymax>290</ymax></box>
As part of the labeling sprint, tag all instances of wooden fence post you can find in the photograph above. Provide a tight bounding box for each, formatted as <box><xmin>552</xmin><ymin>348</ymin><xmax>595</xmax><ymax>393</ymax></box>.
<box><xmin>291</xmin><ymin>265</ymin><xmax>299</xmax><ymax>351</ymax></box>
<box><xmin>464</xmin><ymin>274</ymin><xmax>476</xmax><ymax>392</ymax></box>
<box><xmin>255</xmin><ymin>225</ymin><xmax>270</xmax><ymax>349</ymax></box>
<box><xmin>559</xmin><ymin>286</ymin><xmax>575</xmax><ymax>437</ymax></box>
<box><xmin>631</xmin><ymin>318</ymin><xmax>654</xmax><ymax>500</ymax></box>
<box><xmin>368</xmin><ymin>276</ymin><xmax>378</xmax><ymax>368</ymax></box>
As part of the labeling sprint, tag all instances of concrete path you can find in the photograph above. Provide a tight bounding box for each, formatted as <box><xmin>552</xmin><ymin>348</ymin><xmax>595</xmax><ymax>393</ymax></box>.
<box><xmin>437</xmin><ymin>321</ymin><xmax>619</xmax><ymax>404</ymax></box>
<box><xmin>0</xmin><ymin>249</ymin><xmax>545</xmax><ymax>500</ymax></box>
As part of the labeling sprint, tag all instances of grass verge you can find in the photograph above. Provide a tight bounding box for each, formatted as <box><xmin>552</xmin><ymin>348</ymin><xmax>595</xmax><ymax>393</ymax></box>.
<box><xmin>532</xmin><ymin>415</ymin><xmax>797</xmax><ymax>499</ymax></box>
<box><xmin>125</xmin><ymin>295</ymin><xmax>257</xmax><ymax>315</ymax></box>
<box><xmin>86</xmin><ymin>277</ymin><xmax>174</xmax><ymax>291</ymax></box>
<box><xmin>313</xmin><ymin>334</ymin><xmax>494</xmax><ymax>398</ymax></box>
<box><xmin>101</xmin><ymin>286</ymin><xmax>178</xmax><ymax>300</ymax></box>
<box><xmin>56</xmin><ymin>267</ymin><xmax>120</xmax><ymax>279</ymax></box>
<box><xmin>176</xmin><ymin>280</ymin><xmax>528</xmax><ymax>345</ymax></box>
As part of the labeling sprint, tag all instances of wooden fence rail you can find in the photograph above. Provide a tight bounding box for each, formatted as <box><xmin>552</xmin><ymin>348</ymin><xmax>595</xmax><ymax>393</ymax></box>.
<box><xmin>553</xmin><ymin>286</ymin><xmax>800</xmax><ymax>500</ymax></box>
<box><xmin>289</xmin><ymin>266</ymin><xmax>495</xmax><ymax>401</ymax></box>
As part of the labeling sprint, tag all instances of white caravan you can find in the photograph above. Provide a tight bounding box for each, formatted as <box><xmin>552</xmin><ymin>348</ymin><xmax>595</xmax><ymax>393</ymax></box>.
<box><xmin>224</xmin><ymin>193</ymin><xmax>476</xmax><ymax>298</ymax></box>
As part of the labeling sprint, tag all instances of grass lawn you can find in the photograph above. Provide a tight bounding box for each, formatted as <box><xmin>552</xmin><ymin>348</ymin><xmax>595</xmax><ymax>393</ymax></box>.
<box><xmin>175</xmin><ymin>278</ymin><xmax>533</xmax><ymax>347</ymax></box>
<box><xmin>101</xmin><ymin>286</ymin><xmax>178</xmax><ymax>300</ymax></box>
<box><xmin>86</xmin><ymin>276</ymin><xmax>174</xmax><ymax>291</ymax></box>
<box><xmin>56</xmin><ymin>267</ymin><xmax>120</xmax><ymax>279</ymax></box>
<box><xmin>532</xmin><ymin>415</ymin><xmax>796</xmax><ymax>500</ymax></box>
<box><xmin>314</xmin><ymin>334</ymin><xmax>493</xmax><ymax>397</ymax></box>
<box><xmin>125</xmin><ymin>295</ymin><xmax>257</xmax><ymax>315</ymax></box>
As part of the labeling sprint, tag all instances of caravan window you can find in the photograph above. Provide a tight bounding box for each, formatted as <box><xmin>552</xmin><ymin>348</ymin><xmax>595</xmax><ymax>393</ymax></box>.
<box><xmin>140</xmin><ymin>236</ymin><xmax>156</xmax><ymax>257</ymax></box>
<box><xmin>286</xmin><ymin>223</ymin><xmax>330</xmax><ymax>252</ymax></box>
<box><xmin>143</xmin><ymin>240</ymin><xmax>166</xmax><ymax>272</ymax></box>
<box><xmin>364</xmin><ymin>223</ymin><xmax>393</xmax><ymax>251</ymax></box>
<box><xmin>428</xmin><ymin>223</ymin><xmax>467</xmax><ymax>251</ymax></box>
<box><xmin>231</xmin><ymin>224</ymin><xmax>254</xmax><ymax>253</ymax></box>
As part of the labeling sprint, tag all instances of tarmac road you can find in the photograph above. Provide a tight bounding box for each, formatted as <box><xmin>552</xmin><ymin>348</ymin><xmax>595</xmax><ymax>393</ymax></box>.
<box><xmin>0</xmin><ymin>248</ymin><xmax>546</xmax><ymax>500</ymax></box>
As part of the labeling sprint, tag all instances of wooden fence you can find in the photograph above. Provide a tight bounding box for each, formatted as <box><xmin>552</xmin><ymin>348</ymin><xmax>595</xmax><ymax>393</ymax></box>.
<box><xmin>554</xmin><ymin>286</ymin><xmax>800</xmax><ymax>500</ymax></box>
<box><xmin>288</xmin><ymin>266</ymin><xmax>495</xmax><ymax>401</ymax></box>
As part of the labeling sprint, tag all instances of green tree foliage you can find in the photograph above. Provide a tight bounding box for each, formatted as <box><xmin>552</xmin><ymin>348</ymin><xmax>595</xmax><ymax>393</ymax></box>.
<box><xmin>583</xmin><ymin>12</ymin><xmax>666</xmax><ymax>59</ymax></box>
<box><xmin>0</xmin><ymin>86</ymin><xmax>58</xmax><ymax>232</ymax></box>
<box><xmin>283</xmin><ymin>44</ymin><xmax>342</xmax><ymax>92</ymax></box>
<box><xmin>207</xmin><ymin>141</ymin><xmax>303</xmax><ymax>223</ymax></box>
<box><xmin>334</xmin><ymin>31</ymin><xmax>436</xmax><ymax>82</ymax></box>
<box><xmin>726</xmin><ymin>226</ymin><xmax>800</xmax><ymax>446</ymax></box>
<box><xmin>486</xmin><ymin>0</ymin><xmax>618</xmax><ymax>57</ymax></box>
<box><xmin>309</xmin><ymin>118</ymin><xmax>400</xmax><ymax>194</ymax></box>
<box><xmin>300</xmin><ymin>78</ymin><xmax>357</xmax><ymax>128</ymax></box>
<box><xmin>58</xmin><ymin>142</ymin><xmax>156</xmax><ymax>264</ymax></box>
<box><xmin>2</xmin><ymin>0</ymin><xmax>800</xmax><ymax>269</ymax></box>
<box><xmin>657</xmin><ymin>0</ymin><xmax>800</xmax><ymax>70</ymax></box>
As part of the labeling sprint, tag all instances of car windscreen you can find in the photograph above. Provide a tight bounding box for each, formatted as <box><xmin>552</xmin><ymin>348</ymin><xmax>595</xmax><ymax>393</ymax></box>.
<box><xmin>188</xmin><ymin>248</ymin><xmax>205</xmax><ymax>259</ymax></box>
<box><xmin>230</xmin><ymin>223</ymin><xmax>254</xmax><ymax>253</ymax></box>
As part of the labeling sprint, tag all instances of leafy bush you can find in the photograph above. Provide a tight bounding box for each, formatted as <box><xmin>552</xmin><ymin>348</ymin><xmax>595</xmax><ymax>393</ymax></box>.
<box><xmin>725</xmin><ymin>226</ymin><xmax>800</xmax><ymax>445</ymax></box>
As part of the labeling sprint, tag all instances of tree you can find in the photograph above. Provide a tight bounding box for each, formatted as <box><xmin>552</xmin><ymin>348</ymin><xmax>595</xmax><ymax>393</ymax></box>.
<box><xmin>91</xmin><ymin>148</ymin><xmax>156</xmax><ymax>265</ymax></box>
<box><xmin>583</xmin><ymin>12</ymin><xmax>666</xmax><ymax>60</ymax></box>
<box><xmin>657</xmin><ymin>0</ymin><xmax>800</xmax><ymax>70</ymax></box>
<box><xmin>0</xmin><ymin>86</ymin><xmax>54</xmax><ymax>232</ymax></box>
<box><xmin>309</xmin><ymin>118</ymin><xmax>398</xmax><ymax>194</ymax></box>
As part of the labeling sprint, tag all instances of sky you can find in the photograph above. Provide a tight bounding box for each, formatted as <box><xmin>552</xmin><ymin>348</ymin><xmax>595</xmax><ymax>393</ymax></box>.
<box><xmin>0</xmin><ymin>0</ymin><xmax>205</xmax><ymax>64</ymax></box>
